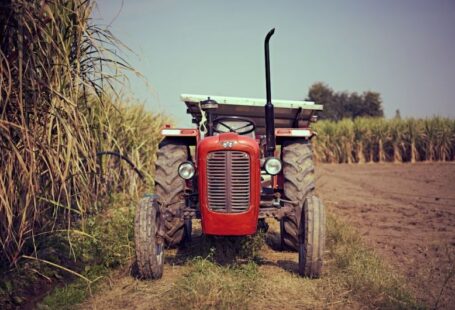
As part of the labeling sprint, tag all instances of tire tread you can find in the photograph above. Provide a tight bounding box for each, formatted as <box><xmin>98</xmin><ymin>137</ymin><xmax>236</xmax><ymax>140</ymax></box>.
<box><xmin>154</xmin><ymin>143</ymin><xmax>188</xmax><ymax>247</ymax></box>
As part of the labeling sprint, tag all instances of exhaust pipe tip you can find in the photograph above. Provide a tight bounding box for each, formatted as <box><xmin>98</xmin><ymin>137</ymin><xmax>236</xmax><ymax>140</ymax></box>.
<box><xmin>266</xmin><ymin>28</ymin><xmax>275</xmax><ymax>40</ymax></box>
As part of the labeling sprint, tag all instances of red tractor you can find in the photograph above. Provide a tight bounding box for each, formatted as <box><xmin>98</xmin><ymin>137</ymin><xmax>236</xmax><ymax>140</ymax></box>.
<box><xmin>134</xmin><ymin>29</ymin><xmax>325</xmax><ymax>280</ymax></box>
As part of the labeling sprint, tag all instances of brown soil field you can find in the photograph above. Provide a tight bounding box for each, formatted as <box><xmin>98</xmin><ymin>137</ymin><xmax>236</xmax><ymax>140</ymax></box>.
<box><xmin>316</xmin><ymin>163</ymin><xmax>455</xmax><ymax>308</ymax></box>
<box><xmin>80</xmin><ymin>163</ymin><xmax>455</xmax><ymax>309</ymax></box>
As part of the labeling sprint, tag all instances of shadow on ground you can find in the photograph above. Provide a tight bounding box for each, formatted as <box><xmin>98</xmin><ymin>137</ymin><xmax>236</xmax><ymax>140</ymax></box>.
<box><xmin>162</xmin><ymin>228</ymin><xmax>300</xmax><ymax>275</ymax></box>
<box><xmin>165</xmin><ymin>233</ymin><xmax>255</xmax><ymax>265</ymax></box>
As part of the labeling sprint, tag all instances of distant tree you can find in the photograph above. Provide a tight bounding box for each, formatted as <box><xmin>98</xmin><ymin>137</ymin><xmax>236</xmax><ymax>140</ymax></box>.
<box><xmin>346</xmin><ymin>92</ymin><xmax>363</xmax><ymax>118</ymax></box>
<box><xmin>362</xmin><ymin>91</ymin><xmax>384</xmax><ymax>117</ymax></box>
<box><xmin>307</xmin><ymin>82</ymin><xmax>384</xmax><ymax>120</ymax></box>
<box><xmin>307</xmin><ymin>82</ymin><xmax>337</xmax><ymax>119</ymax></box>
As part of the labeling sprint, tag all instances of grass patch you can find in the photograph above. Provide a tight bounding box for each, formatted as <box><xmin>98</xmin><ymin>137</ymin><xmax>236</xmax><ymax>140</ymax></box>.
<box><xmin>162</xmin><ymin>214</ymin><xmax>422</xmax><ymax>309</ymax></box>
<box><xmin>326</xmin><ymin>213</ymin><xmax>423</xmax><ymax>309</ymax></box>
<box><xmin>165</xmin><ymin>258</ymin><xmax>259</xmax><ymax>309</ymax></box>
<box><xmin>37</xmin><ymin>194</ymin><xmax>135</xmax><ymax>309</ymax></box>
<box><xmin>36</xmin><ymin>193</ymin><xmax>135</xmax><ymax>309</ymax></box>
<box><xmin>36</xmin><ymin>264</ymin><xmax>107</xmax><ymax>310</ymax></box>
<box><xmin>163</xmin><ymin>228</ymin><xmax>264</xmax><ymax>309</ymax></box>
<box><xmin>0</xmin><ymin>193</ymin><xmax>135</xmax><ymax>309</ymax></box>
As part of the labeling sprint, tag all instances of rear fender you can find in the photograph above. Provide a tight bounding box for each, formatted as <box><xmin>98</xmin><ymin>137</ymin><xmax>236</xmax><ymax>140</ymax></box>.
<box><xmin>160</xmin><ymin>126</ymin><xmax>199</xmax><ymax>146</ymax></box>
<box><xmin>275</xmin><ymin>128</ymin><xmax>315</xmax><ymax>144</ymax></box>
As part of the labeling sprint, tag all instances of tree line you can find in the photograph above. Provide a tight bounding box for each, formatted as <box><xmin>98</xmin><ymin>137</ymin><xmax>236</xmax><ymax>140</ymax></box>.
<box><xmin>307</xmin><ymin>82</ymin><xmax>384</xmax><ymax>121</ymax></box>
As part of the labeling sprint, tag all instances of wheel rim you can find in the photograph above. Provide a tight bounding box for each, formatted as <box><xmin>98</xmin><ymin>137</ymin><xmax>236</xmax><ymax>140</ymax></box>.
<box><xmin>155</xmin><ymin>206</ymin><xmax>164</xmax><ymax>266</ymax></box>
<box><xmin>156</xmin><ymin>244</ymin><xmax>163</xmax><ymax>265</ymax></box>
<box><xmin>299</xmin><ymin>227</ymin><xmax>306</xmax><ymax>274</ymax></box>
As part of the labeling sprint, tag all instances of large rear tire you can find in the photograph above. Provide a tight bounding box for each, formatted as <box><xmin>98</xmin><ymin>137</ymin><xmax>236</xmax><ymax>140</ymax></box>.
<box><xmin>280</xmin><ymin>140</ymin><xmax>315</xmax><ymax>251</ymax></box>
<box><xmin>155</xmin><ymin>140</ymin><xmax>188</xmax><ymax>247</ymax></box>
<box><xmin>134</xmin><ymin>195</ymin><xmax>164</xmax><ymax>279</ymax></box>
<box><xmin>298</xmin><ymin>195</ymin><xmax>325</xmax><ymax>278</ymax></box>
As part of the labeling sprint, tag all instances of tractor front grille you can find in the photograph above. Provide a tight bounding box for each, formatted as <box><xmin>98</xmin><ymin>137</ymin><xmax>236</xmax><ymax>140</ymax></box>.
<box><xmin>207</xmin><ymin>151</ymin><xmax>250</xmax><ymax>213</ymax></box>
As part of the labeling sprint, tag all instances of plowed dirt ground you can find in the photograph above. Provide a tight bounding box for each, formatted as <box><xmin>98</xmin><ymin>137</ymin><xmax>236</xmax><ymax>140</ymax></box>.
<box><xmin>81</xmin><ymin>163</ymin><xmax>455</xmax><ymax>309</ymax></box>
<box><xmin>317</xmin><ymin>163</ymin><xmax>455</xmax><ymax>308</ymax></box>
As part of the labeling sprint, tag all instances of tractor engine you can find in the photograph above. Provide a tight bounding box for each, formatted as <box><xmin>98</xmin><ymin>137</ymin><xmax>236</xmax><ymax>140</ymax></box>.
<box><xmin>197</xmin><ymin>132</ymin><xmax>261</xmax><ymax>235</ymax></box>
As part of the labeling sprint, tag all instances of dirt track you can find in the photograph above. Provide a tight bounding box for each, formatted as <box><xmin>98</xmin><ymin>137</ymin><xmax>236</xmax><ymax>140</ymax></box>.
<box><xmin>81</xmin><ymin>163</ymin><xmax>455</xmax><ymax>309</ymax></box>
<box><xmin>316</xmin><ymin>163</ymin><xmax>455</xmax><ymax>308</ymax></box>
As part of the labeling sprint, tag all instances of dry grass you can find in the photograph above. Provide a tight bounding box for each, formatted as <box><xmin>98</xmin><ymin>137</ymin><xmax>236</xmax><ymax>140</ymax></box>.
<box><xmin>165</xmin><ymin>259</ymin><xmax>259</xmax><ymax>310</ymax></box>
<box><xmin>0</xmin><ymin>0</ymin><xmax>168</xmax><ymax>268</ymax></box>
<box><xmin>158</xmin><ymin>213</ymin><xmax>421</xmax><ymax>309</ymax></box>
<box><xmin>325</xmin><ymin>214</ymin><xmax>420</xmax><ymax>308</ymax></box>
<box><xmin>1</xmin><ymin>0</ymin><xmax>109</xmax><ymax>266</ymax></box>
<box><xmin>89</xmin><ymin>94</ymin><xmax>169</xmax><ymax>199</ymax></box>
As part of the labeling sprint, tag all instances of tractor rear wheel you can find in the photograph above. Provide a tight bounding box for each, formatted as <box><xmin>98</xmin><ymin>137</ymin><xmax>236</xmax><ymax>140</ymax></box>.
<box><xmin>280</xmin><ymin>140</ymin><xmax>315</xmax><ymax>251</ymax></box>
<box><xmin>155</xmin><ymin>140</ymin><xmax>189</xmax><ymax>247</ymax></box>
<box><xmin>134</xmin><ymin>196</ymin><xmax>164</xmax><ymax>279</ymax></box>
<box><xmin>298</xmin><ymin>195</ymin><xmax>325</xmax><ymax>278</ymax></box>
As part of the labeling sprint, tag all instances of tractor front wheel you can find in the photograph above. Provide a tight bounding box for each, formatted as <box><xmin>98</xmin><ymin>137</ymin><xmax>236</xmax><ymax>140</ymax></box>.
<box><xmin>298</xmin><ymin>195</ymin><xmax>325</xmax><ymax>278</ymax></box>
<box><xmin>134</xmin><ymin>195</ymin><xmax>164</xmax><ymax>279</ymax></box>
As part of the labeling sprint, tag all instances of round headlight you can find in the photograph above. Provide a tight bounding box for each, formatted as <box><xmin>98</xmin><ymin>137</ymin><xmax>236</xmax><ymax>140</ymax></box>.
<box><xmin>178</xmin><ymin>162</ymin><xmax>195</xmax><ymax>179</ymax></box>
<box><xmin>264</xmin><ymin>158</ymin><xmax>282</xmax><ymax>175</ymax></box>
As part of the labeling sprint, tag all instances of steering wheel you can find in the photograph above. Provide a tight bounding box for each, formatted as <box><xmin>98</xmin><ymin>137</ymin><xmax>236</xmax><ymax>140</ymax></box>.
<box><xmin>213</xmin><ymin>116</ymin><xmax>256</xmax><ymax>135</ymax></box>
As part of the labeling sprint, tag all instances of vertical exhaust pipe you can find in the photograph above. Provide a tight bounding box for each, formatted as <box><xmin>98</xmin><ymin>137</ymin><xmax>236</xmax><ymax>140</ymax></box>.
<box><xmin>264</xmin><ymin>28</ymin><xmax>275</xmax><ymax>157</ymax></box>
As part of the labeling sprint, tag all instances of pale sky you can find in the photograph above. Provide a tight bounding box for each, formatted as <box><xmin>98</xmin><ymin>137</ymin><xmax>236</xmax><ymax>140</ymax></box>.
<box><xmin>93</xmin><ymin>0</ymin><xmax>455</xmax><ymax>126</ymax></box>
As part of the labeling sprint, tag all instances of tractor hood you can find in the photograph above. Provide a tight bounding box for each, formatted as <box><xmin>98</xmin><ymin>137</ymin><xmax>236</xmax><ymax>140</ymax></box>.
<box><xmin>196</xmin><ymin>132</ymin><xmax>261</xmax><ymax>236</ymax></box>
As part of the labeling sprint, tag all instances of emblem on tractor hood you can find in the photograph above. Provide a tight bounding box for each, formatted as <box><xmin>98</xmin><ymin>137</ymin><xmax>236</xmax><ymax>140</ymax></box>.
<box><xmin>221</xmin><ymin>141</ymin><xmax>235</xmax><ymax>148</ymax></box>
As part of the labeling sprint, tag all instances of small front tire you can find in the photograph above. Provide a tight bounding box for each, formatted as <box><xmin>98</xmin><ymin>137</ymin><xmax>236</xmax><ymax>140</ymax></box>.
<box><xmin>134</xmin><ymin>195</ymin><xmax>164</xmax><ymax>279</ymax></box>
<box><xmin>298</xmin><ymin>195</ymin><xmax>326</xmax><ymax>278</ymax></box>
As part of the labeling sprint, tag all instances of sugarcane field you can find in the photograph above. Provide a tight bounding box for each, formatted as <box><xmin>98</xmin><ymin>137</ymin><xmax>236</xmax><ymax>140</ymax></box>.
<box><xmin>1</xmin><ymin>1</ymin><xmax>454</xmax><ymax>309</ymax></box>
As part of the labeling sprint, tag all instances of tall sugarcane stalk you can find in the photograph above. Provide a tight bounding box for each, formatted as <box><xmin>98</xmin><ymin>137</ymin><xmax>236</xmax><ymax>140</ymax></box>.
<box><xmin>0</xmin><ymin>0</ymin><xmax>136</xmax><ymax>266</ymax></box>
<box><xmin>312</xmin><ymin>117</ymin><xmax>454</xmax><ymax>164</ymax></box>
